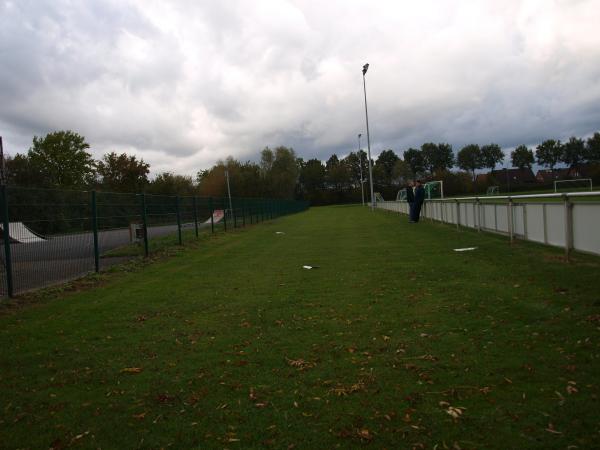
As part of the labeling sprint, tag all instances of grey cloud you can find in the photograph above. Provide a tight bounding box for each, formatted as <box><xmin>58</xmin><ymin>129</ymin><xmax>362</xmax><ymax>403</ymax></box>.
<box><xmin>1</xmin><ymin>0</ymin><xmax>599</xmax><ymax>173</ymax></box>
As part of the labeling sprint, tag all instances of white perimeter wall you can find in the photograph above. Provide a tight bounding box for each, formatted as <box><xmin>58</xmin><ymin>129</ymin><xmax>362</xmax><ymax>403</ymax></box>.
<box><xmin>376</xmin><ymin>199</ymin><xmax>600</xmax><ymax>256</ymax></box>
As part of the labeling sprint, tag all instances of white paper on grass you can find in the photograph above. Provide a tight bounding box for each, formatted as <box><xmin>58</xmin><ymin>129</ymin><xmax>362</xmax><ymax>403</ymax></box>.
<box><xmin>302</xmin><ymin>265</ymin><xmax>319</xmax><ymax>269</ymax></box>
<box><xmin>275</xmin><ymin>231</ymin><xmax>285</xmax><ymax>234</ymax></box>
<box><xmin>453</xmin><ymin>247</ymin><xmax>477</xmax><ymax>252</ymax></box>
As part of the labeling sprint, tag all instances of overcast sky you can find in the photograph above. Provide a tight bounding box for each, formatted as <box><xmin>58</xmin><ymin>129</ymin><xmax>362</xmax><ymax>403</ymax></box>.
<box><xmin>1</xmin><ymin>0</ymin><xmax>599</xmax><ymax>176</ymax></box>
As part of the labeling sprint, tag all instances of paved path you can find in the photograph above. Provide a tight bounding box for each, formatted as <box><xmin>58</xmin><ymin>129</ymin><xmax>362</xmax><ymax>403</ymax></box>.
<box><xmin>0</xmin><ymin>221</ymin><xmax>212</xmax><ymax>295</ymax></box>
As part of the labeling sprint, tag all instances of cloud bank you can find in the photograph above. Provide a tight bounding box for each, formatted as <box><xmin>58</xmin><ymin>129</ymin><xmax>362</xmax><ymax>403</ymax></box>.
<box><xmin>1</xmin><ymin>0</ymin><xmax>599</xmax><ymax>175</ymax></box>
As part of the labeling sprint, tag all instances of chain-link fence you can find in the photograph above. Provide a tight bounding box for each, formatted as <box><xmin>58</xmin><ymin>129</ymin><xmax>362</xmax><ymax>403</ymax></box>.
<box><xmin>0</xmin><ymin>186</ymin><xmax>309</xmax><ymax>297</ymax></box>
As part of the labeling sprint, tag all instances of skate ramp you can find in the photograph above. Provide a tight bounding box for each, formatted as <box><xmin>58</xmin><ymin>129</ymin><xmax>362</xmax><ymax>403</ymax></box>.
<box><xmin>0</xmin><ymin>222</ymin><xmax>46</xmax><ymax>243</ymax></box>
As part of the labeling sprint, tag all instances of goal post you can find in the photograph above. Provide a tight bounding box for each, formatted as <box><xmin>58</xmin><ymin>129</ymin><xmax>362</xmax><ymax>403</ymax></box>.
<box><xmin>424</xmin><ymin>180</ymin><xmax>444</xmax><ymax>200</ymax></box>
<box><xmin>396</xmin><ymin>189</ymin><xmax>407</xmax><ymax>201</ymax></box>
<box><xmin>554</xmin><ymin>178</ymin><xmax>593</xmax><ymax>193</ymax></box>
<box><xmin>486</xmin><ymin>186</ymin><xmax>500</xmax><ymax>196</ymax></box>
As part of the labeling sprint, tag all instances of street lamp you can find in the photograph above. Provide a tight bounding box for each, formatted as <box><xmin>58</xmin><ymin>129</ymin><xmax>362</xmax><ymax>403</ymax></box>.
<box><xmin>358</xmin><ymin>133</ymin><xmax>365</xmax><ymax>206</ymax></box>
<box><xmin>362</xmin><ymin>63</ymin><xmax>375</xmax><ymax>210</ymax></box>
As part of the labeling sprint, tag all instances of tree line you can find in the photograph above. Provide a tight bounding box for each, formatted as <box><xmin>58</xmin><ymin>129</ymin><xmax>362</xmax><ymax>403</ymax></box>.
<box><xmin>4</xmin><ymin>130</ymin><xmax>600</xmax><ymax>203</ymax></box>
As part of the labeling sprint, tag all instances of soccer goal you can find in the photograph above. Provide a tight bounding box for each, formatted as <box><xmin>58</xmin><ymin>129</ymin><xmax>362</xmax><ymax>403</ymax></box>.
<box><xmin>486</xmin><ymin>186</ymin><xmax>500</xmax><ymax>196</ymax></box>
<box><xmin>396</xmin><ymin>189</ymin><xmax>407</xmax><ymax>201</ymax></box>
<box><xmin>374</xmin><ymin>192</ymin><xmax>385</xmax><ymax>203</ymax></box>
<box><xmin>424</xmin><ymin>180</ymin><xmax>444</xmax><ymax>199</ymax></box>
<box><xmin>554</xmin><ymin>178</ymin><xmax>593</xmax><ymax>193</ymax></box>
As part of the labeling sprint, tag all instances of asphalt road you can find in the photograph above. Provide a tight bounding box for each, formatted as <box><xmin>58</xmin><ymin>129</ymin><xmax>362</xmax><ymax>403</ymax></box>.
<box><xmin>0</xmin><ymin>221</ymin><xmax>212</xmax><ymax>296</ymax></box>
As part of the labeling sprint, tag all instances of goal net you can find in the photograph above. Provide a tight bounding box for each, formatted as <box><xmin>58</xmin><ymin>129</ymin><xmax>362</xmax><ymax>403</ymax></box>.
<box><xmin>554</xmin><ymin>178</ymin><xmax>593</xmax><ymax>193</ymax></box>
<box><xmin>486</xmin><ymin>186</ymin><xmax>500</xmax><ymax>195</ymax></box>
<box><xmin>396</xmin><ymin>189</ymin><xmax>407</xmax><ymax>201</ymax></box>
<box><xmin>374</xmin><ymin>192</ymin><xmax>385</xmax><ymax>203</ymax></box>
<box><xmin>424</xmin><ymin>180</ymin><xmax>444</xmax><ymax>199</ymax></box>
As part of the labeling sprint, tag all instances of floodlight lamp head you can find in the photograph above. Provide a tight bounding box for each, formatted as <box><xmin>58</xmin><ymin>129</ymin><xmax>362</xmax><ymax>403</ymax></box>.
<box><xmin>362</xmin><ymin>63</ymin><xmax>369</xmax><ymax>75</ymax></box>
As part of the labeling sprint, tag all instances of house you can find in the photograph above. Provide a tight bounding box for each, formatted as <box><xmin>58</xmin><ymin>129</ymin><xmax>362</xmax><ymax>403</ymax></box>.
<box><xmin>567</xmin><ymin>163</ymin><xmax>600</xmax><ymax>179</ymax></box>
<box><xmin>535</xmin><ymin>168</ymin><xmax>570</xmax><ymax>183</ymax></box>
<box><xmin>490</xmin><ymin>168</ymin><xmax>536</xmax><ymax>185</ymax></box>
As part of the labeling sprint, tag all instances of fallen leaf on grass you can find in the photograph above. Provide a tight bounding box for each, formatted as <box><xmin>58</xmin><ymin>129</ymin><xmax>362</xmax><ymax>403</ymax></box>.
<box><xmin>545</xmin><ymin>423</ymin><xmax>562</xmax><ymax>434</ymax></box>
<box><xmin>121</xmin><ymin>367</ymin><xmax>142</xmax><ymax>374</ymax></box>
<box><xmin>69</xmin><ymin>431</ymin><xmax>90</xmax><ymax>445</ymax></box>
<box><xmin>446</xmin><ymin>406</ymin><xmax>466</xmax><ymax>420</ymax></box>
<box><xmin>132</xmin><ymin>412</ymin><xmax>146</xmax><ymax>420</ymax></box>
<box><xmin>286</xmin><ymin>358</ymin><xmax>316</xmax><ymax>370</ymax></box>
<box><xmin>357</xmin><ymin>429</ymin><xmax>373</xmax><ymax>441</ymax></box>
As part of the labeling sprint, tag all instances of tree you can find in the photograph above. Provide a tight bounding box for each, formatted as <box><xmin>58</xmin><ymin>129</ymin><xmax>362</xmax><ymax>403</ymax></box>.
<box><xmin>403</xmin><ymin>148</ymin><xmax>424</xmax><ymax>177</ymax></box>
<box><xmin>5</xmin><ymin>154</ymin><xmax>39</xmax><ymax>186</ymax></box>
<box><xmin>343</xmin><ymin>151</ymin><xmax>368</xmax><ymax>187</ymax></box>
<box><xmin>299</xmin><ymin>158</ymin><xmax>326</xmax><ymax>192</ymax></box>
<box><xmin>326</xmin><ymin>154</ymin><xmax>350</xmax><ymax>192</ymax></box>
<box><xmin>420</xmin><ymin>142</ymin><xmax>438</xmax><ymax>174</ymax></box>
<box><xmin>480</xmin><ymin>143</ymin><xmax>504</xmax><ymax>170</ymax></box>
<box><xmin>457</xmin><ymin>144</ymin><xmax>482</xmax><ymax>181</ymax></box>
<box><xmin>561</xmin><ymin>136</ymin><xmax>585</xmax><ymax>168</ymax></box>
<box><xmin>147</xmin><ymin>172</ymin><xmax>196</xmax><ymax>195</ymax></box>
<box><xmin>511</xmin><ymin>145</ymin><xmax>534</xmax><ymax>169</ymax></box>
<box><xmin>535</xmin><ymin>139</ymin><xmax>562</xmax><ymax>170</ymax></box>
<box><xmin>586</xmin><ymin>132</ymin><xmax>600</xmax><ymax>162</ymax></box>
<box><xmin>96</xmin><ymin>152</ymin><xmax>150</xmax><ymax>192</ymax></box>
<box><xmin>270</xmin><ymin>146</ymin><xmax>300</xmax><ymax>199</ymax></box>
<box><xmin>374</xmin><ymin>149</ymin><xmax>399</xmax><ymax>186</ymax></box>
<box><xmin>421</xmin><ymin>142</ymin><xmax>454</xmax><ymax>175</ymax></box>
<box><xmin>392</xmin><ymin>159</ymin><xmax>412</xmax><ymax>185</ymax></box>
<box><xmin>28</xmin><ymin>130</ymin><xmax>95</xmax><ymax>187</ymax></box>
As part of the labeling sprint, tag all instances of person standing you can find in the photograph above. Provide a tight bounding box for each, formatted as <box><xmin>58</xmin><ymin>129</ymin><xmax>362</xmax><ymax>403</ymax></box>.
<box><xmin>405</xmin><ymin>181</ymin><xmax>415</xmax><ymax>222</ymax></box>
<box><xmin>412</xmin><ymin>180</ymin><xmax>425</xmax><ymax>223</ymax></box>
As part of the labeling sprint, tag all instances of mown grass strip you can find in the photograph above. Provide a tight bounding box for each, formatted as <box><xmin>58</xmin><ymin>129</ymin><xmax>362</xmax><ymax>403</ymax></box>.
<box><xmin>0</xmin><ymin>205</ymin><xmax>598</xmax><ymax>449</ymax></box>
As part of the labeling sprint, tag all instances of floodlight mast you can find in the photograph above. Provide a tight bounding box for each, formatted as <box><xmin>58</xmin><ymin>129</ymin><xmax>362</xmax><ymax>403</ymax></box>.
<box><xmin>362</xmin><ymin>63</ymin><xmax>375</xmax><ymax>211</ymax></box>
<box><xmin>358</xmin><ymin>133</ymin><xmax>364</xmax><ymax>206</ymax></box>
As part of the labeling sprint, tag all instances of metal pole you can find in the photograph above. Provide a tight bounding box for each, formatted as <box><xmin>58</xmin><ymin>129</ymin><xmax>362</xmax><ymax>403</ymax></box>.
<box><xmin>564</xmin><ymin>194</ymin><xmax>572</xmax><ymax>261</ymax></box>
<box><xmin>141</xmin><ymin>193</ymin><xmax>149</xmax><ymax>257</ymax></box>
<box><xmin>0</xmin><ymin>136</ymin><xmax>5</xmax><ymax>186</ymax></box>
<box><xmin>225</xmin><ymin>169</ymin><xmax>233</xmax><ymax>223</ymax></box>
<box><xmin>241</xmin><ymin>198</ymin><xmax>246</xmax><ymax>227</ymax></box>
<box><xmin>358</xmin><ymin>133</ymin><xmax>364</xmax><ymax>206</ymax></box>
<box><xmin>209</xmin><ymin>197</ymin><xmax>215</xmax><ymax>233</ymax></box>
<box><xmin>1</xmin><ymin>185</ymin><xmax>14</xmax><ymax>297</ymax></box>
<box><xmin>91</xmin><ymin>191</ymin><xmax>99</xmax><ymax>272</ymax></box>
<box><xmin>176</xmin><ymin>196</ymin><xmax>182</xmax><ymax>245</ymax></box>
<box><xmin>362</xmin><ymin>65</ymin><xmax>375</xmax><ymax>211</ymax></box>
<box><xmin>193</xmin><ymin>196</ymin><xmax>199</xmax><ymax>238</ymax></box>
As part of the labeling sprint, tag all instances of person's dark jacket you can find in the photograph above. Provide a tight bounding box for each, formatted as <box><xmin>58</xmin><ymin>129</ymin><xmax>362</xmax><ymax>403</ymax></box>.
<box><xmin>405</xmin><ymin>186</ymin><xmax>415</xmax><ymax>203</ymax></box>
<box><xmin>414</xmin><ymin>185</ymin><xmax>425</xmax><ymax>204</ymax></box>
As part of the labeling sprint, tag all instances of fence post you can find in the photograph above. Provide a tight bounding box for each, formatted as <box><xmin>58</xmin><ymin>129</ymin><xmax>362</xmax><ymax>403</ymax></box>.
<box><xmin>564</xmin><ymin>194</ymin><xmax>573</xmax><ymax>261</ymax></box>
<box><xmin>455</xmin><ymin>199</ymin><xmax>460</xmax><ymax>231</ymax></box>
<box><xmin>242</xmin><ymin>198</ymin><xmax>246</xmax><ymax>227</ymax></box>
<box><xmin>1</xmin><ymin>185</ymin><xmax>14</xmax><ymax>297</ymax></box>
<box><xmin>193</xmin><ymin>196</ymin><xmax>199</xmax><ymax>238</ymax></box>
<box><xmin>508</xmin><ymin>197</ymin><xmax>514</xmax><ymax>244</ymax></box>
<box><xmin>233</xmin><ymin>199</ymin><xmax>237</xmax><ymax>228</ymax></box>
<box><xmin>209</xmin><ymin>197</ymin><xmax>214</xmax><ymax>233</ymax></box>
<box><xmin>176</xmin><ymin>196</ymin><xmax>182</xmax><ymax>245</ymax></box>
<box><xmin>91</xmin><ymin>191</ymin><xmax>100</xmax><ymax>272</ymax></box>
<box><xmin>476</xmin><ymin>198</ymin><xmax>481</xmax><ymax>232</ymax></box>
<box><xmin>141</xmin><ymin>193</ymin><xmax>149</xmax><ymax>257</ymax></box>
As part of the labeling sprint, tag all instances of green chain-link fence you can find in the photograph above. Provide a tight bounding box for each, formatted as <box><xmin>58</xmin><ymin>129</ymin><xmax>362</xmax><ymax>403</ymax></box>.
<box><xmin>0</xmin><ymin>186</ymin><xmax>309</xmax><ymax>297</ymax></box>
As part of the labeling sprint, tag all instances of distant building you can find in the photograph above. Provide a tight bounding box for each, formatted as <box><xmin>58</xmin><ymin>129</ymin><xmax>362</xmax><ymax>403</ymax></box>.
<box><xmin>490</xmin><ymin>168</ymin><xmax>536</xmax><ymax>185</ymax></box>
<box><xmin>535</xmin><ymin>168</ymin><xmax>570</xmax><ymax>183</ymax></box>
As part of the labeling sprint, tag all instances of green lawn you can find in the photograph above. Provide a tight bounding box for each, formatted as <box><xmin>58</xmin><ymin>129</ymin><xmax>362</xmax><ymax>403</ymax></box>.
<box><xmin>1</xmin><ymin>205</ymin><xmax>599</xmax><ymax>449</ymax></box>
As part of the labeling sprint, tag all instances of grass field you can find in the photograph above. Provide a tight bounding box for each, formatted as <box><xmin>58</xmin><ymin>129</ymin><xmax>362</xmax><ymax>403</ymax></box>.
<box><xmin>1</xmin><ymin>205</ymin><xmax>599</xmax><ymax>449</ymax></box>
